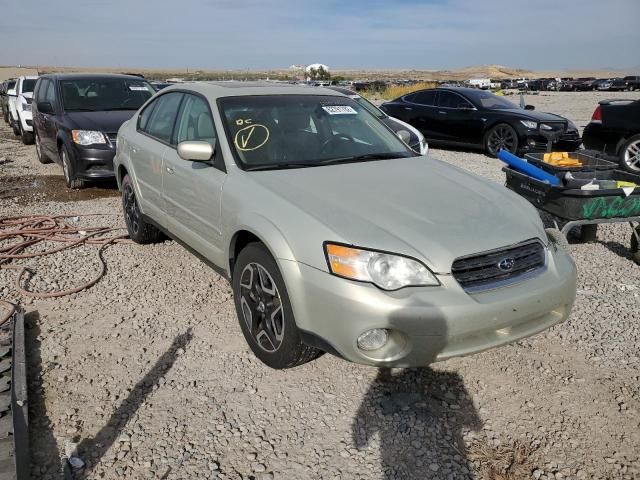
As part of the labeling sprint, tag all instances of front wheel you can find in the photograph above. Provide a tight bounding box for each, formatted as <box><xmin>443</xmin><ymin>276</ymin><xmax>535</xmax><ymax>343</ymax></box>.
<box><xmin>121</xmin><ymin>174</ymin><xmax>163</xmax><ymax>244</ymax></box>
<box><xmin>60</xmin><ymin>145</ymin><xmax>85</xmax><ymax>189</ymax></box>
<box><xmin>19</xmin><ymin>123</ymin><xmax>34</xmax><ymax>145</ymax></box>
<box><xmin>11</xmin><ymin>115</ymin><xmax>20</xmax><ymax>136</ymax></box>
<box><xmin>232</xmin><ymin>242</ymin><xmax>321</xmax><ymax>369</ymax></box>
<box><xmin>619</xmin><ymin>134</ymin><xmax>640</xmax><ymax>173</ymax></box>
<box><xmin>484</xmin><ymin>123</ymin><xmax>519</xmax><ymax>157</ymax></box>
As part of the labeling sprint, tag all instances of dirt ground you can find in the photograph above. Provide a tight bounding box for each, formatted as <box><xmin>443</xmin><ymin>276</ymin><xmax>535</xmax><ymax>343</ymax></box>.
<box><xmin>1</xmin><ymin>91</ymin><xmax>639</xmax><ymax>480</ymax></box>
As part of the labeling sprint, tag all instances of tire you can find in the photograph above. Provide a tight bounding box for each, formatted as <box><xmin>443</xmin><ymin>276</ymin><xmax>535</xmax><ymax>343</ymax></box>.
<box><xmin>11</xmin><ymin>115</ymin><xmax>20</xmax><ymax>136</ymax></box>
<box><xmin>631</xmin><ymin>229</ymin><xmax>639</xmax><ymax>265</ymax></box>
<box><xmin>579</xmin><ymin>224</ymin><xmax>598</xmax><ymax>243</ymax></box>
<box><xmin>34</xmin><ymin>131</ymin><xmax>51</xmax><ymax>164</ymax></box>
<box><xmin>619</xmin><ymin>134</ymin><xmax>640</xmax><ymax>173</ymax></box>
<box><xmin>121</xmin><ymin>174</ymin><xmax>163</xmax><ymax>244</ymax></box>
<box><xmin>19</xmin><ymin>123</ymin><xmax>34</xmax><ymax>145</ymax></box>
<box><xmin>232</xmin><ymin>242</ymin><xmax>321</xmax><ymax>369</ymax></box>
<box><xmin>484</xmin><ymin>123</ymin><xmax>519</xmax><ymax>157</ymax></box>
<box><xmin>60</xmin><ymin>144</ymin><xmax>85</xmax><ymax>189</ymax></box>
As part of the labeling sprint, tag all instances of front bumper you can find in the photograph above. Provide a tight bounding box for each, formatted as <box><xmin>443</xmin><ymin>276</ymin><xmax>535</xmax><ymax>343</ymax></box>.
<box><xmin>18</xmin><ymin>110</ymin><xmax>33</xmax><ymax>132</ymax></box>
<box><xmin>69</xmin><ymin>143</ymin><xmax>116</xmax><ymax>180</ymax></box>
<box><xmin>519</xmin><ymin>132</ymin><xmax>582</xmax><ymax>153</ymax></box>
<box><xmin>282</xmin><ymin>245</ymin><xmax>576</xmax><ymax>367</ymax></box>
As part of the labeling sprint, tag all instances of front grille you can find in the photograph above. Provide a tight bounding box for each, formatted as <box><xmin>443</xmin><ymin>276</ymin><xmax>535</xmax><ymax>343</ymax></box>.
<box><xmin>452</xmin><ymin>240</ymin><xmax>546</xmax><ymax>292</ymax></box>
<box><xmin>540</xmin><ymin>121</ymin><xmax>566</xmax><ymax>134</ymax></box>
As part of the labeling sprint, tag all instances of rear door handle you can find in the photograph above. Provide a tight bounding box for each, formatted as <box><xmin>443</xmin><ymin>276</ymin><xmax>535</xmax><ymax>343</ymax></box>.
<box><xmin>404</xmin><ymin>107</ymin><xmax>413</xmax><ymax>111</ymax></box>
<box><xmin>166</xmin><ymin>167</ymin><xmax>175</xmax><ymax>174</ymax></box>
<box><xmin>438</xmin><ymin>110</ymin><xmax>447</xmax><ymax>115</ymax></box>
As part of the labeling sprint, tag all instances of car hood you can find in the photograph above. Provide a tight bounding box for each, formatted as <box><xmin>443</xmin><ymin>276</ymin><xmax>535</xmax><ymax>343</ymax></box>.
<box><xmin>251</xmin><ymin>157</ymin><xmax>546</xmax><ymax>273</ymax></box>
<box><xmin>500</xmin><ymin>108</ymin><xmax>567</xmax><ymax>123</ymax></box>
<box><xmin>63</xmin><ymin>110</ymin><xmax>137</xmax><ymax>133</ymax></box>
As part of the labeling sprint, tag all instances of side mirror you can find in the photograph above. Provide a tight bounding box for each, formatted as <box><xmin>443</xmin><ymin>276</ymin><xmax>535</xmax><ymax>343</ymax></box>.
<box><xmin>7</xmin><ymin>89</ymin><xmax>16</xmax><ymax>96</ymax></box>
<box><xmin>177</xmin><ymin>140</ymin><xmax>215</xmax><ymax>162</ymax></box>
<box><xmin>524</xmin><ymin>105</ymin><xmax>535</xmax><ymax>110</ymax></box>
<box><xmin>37</xmin><ymin>101</ymin><xmax>54</xmax><ymax>114</ymax></box>
<box><xmin>397</xmin><ymin>130</ymin><xmax>411</xmax><ymax>144</ymax></box>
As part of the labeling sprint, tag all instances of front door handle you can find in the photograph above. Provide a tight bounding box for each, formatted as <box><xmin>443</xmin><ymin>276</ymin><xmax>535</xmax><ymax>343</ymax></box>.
<box><xmin>166</xmin><ymin>167</ymin><xmax>175</xmax><ymax>174</ymax></box>
<box><xmin>404</xmin><ymin>107</ymin><xmax>413</xmax><ymax>111</ymax></box>
<box><xmin>438</xmin><ymin>111</ymin><xmax>447</xmax><ymax>115</ymax></box>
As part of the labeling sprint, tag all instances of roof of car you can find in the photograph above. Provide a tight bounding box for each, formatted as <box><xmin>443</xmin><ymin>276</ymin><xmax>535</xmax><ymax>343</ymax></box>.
<box><xmin>326</xmin><ymin>86</ymin><xmax>358</xmax><ymax>96</ymax></box>
<box><xmin>40</xmin><ymin>73</ymin><xmax>147</xmax><ymax>81</ymax></box>
<box><xmin>160</xmin><ymin>81</ymin><xmax>347</xmax><ymax>99</ymax></box>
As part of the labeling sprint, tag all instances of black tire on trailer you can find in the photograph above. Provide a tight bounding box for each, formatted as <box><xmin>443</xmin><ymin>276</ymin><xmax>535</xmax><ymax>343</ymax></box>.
<box><xmin>232</xmin><ymin>242</ymin><xmax>322</xmax><ymax>369</ymax></box>
<box><xmin>121</xmin><ymin>174</ymin><xmax>163</xmax><ymax>244</ymax></box>
<box><xmin>579</xmin><ymin>224</ymin><xmax>598</xmax><ymax>243</ymax></box>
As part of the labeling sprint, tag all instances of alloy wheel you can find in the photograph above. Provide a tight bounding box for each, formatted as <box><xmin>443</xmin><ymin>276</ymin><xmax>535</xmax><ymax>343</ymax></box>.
<box><xmin>487</xmin><ymin>125</ymin><xmax>517</xmax><ymax>155</ymax></box>
<box><xmin>123</xmin><ymin>183</ymin><xmax>141</xmax><ymax>235</ymax></box>
<box><xmin>624</xmin><ymin>139</ymin><xmax>640</xmax><ymax>171</ymax></box>
<box><xmin>239</xmin><ymin>262</ymin><xmax>285</xmax><ymax>353</ymax></box>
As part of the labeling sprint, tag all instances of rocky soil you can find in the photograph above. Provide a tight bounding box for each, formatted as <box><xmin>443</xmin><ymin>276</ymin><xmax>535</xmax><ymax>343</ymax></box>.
<box><xmin>0</xmin><ymin>91</ymin><xmax>639</xmax><ymax>480</ymax></box>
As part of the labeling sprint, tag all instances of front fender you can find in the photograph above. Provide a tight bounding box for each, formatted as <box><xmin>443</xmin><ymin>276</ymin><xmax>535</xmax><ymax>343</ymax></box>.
<box><xmin>226</xmin><ymin>212</ymin><xmax>297</xmax><ymax>276</ymax></box>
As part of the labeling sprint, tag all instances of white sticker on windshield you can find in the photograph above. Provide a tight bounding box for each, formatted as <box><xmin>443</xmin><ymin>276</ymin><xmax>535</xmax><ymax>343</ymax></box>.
<box><xmin>322</xmin><ymin>105</ymin><xmax>357</xmax><ymax>115</ymax></box>
<box><xmin>129</xmin><ymin>86</ymin><xmax>149</xmax><ymax>91</ymax></box>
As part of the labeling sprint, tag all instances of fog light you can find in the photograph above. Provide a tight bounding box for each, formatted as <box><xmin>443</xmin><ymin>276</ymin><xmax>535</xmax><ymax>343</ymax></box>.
<box><xmin>357</xmin><ymin>329</ymin><xmax>389</xmax><ymax>351</ymax></box>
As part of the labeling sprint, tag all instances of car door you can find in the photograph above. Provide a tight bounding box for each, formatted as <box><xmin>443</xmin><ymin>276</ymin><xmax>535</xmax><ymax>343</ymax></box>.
<box><xmin>433</xmin><ymin>91</ymin><xmax>485</xmax><ymax>145</ymax></box>
<box><xmin>162</xmin><ymin>93</ymin><xmax>226</xmax><ymax>264</ymax></box>
<box><xmin>39</xmin><ymin>79</ymin><xmax>60</xmax><ymax>157</ymax></box>
<box><xmin>402</xmin><ymin>90</ymin><xmax>440</xmax><ymax>140</ymax></box>
<box><xmin>129</xmin><ymin>92</ymin><xmax>184</xmax><ymax>227</ymax></box>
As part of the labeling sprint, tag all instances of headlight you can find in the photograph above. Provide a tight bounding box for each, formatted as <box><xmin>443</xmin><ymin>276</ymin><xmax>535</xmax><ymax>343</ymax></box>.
<box><xmin>567</xmin><ymin>120</ymin><xmax>578</xmax><ymax>131</ymax></box>
<box><xmin>520</xmin><ymin>120</ymin><xmax>537</xmax><ymax>129</ymax></box>
<box><xmin>20</xmin><ymin>100</ymin><xmax>31</xmax><ymax>111</ymax></box>
<box><xmin>324</xmin><ymin>243</ymin><xmax>440</xmax><ymax>290</ymax></box>
<box><xmin>72</xmin><ymin>130</ymin><xmax>106</xmax><ymax>145</ymax></box>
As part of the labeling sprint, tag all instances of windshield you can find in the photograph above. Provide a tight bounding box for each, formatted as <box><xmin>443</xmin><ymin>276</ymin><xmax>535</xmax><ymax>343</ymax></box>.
<box><xmin>22</xmin><ymin>79</ymin><xmax>36</xmax><ymax>93</ymax></box>
<box><xmin>352</xmin><ymin>95</ymin><xmax>386</xmax><ymax>119</ymax></box>
<box><xmin>219</xmin><ymin>95</ymin><xmax>413</xmax><ymax>170</ymax></box>
<box><xmin>465</xmin><ymin>90</ymin><xmax>518</xmax><ymax>110</ymax></box>
<box><xmin>61</xmin><ymin>78</ymin><xmax>154</xmax><ymax>112</ymax></box>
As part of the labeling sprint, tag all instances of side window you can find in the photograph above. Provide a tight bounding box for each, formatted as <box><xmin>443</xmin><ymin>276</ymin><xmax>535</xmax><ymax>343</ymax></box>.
<box><xmin>438</xmin><ymin>91</ymin><xmax>472</xmax><ymax>109</ymax></box>
<box><xmin>35</xmin><ymin>80</ymin><xmax>47</xmax><ymax>103</ymax></box>
<box><xmin>412</xmin><ymin>90</ymin><xmax>436</xmax><ymax>106</ymax></box>
<box><xmin>144</xmin><ymin>93</ymin><xmax>183</xmax><ymax>144</ymax></box>
<box><xmin>45</xmin><ymin>81</ymin><xmax>57</xmax><ymax>109</ymax></box>
<box><xmin>175</xmin><ymin>94</ymin><xmax>217</xmax><ymax>145</ymax></box>
<box><xmin>138</xmin><ymin>98</ymin><xmax>158</xmax><ymax>132</ymax></box>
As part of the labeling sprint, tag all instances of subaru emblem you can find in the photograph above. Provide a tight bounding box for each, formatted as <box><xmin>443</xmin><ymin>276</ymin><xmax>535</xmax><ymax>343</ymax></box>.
<box><xmin>497</xmin><ymin>258</ymin><xmax>515</xmax><ymax>272</ymax></box>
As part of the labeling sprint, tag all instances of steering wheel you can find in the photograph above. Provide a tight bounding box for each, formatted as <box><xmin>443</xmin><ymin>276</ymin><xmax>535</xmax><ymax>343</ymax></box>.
<box><xmin>320</xmin><ymin>133</ymin><xmax>355</xmax><ymax>154</ymax></box>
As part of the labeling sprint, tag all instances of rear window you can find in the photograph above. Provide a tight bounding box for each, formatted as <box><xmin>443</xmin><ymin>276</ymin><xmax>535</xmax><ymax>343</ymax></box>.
<box><xmin>22</xmin><ymin>79</ymin><xmax>36</xmax><ymax>93</ymax></box>
<box><xmin>61</xmin><ymin>77</ymin><xmax>154</xmax><ymax>112</ymax></box>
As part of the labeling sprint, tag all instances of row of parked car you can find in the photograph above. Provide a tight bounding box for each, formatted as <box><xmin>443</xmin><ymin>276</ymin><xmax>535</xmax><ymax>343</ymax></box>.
<box><xmin>0</xmin><ymin>72</ymin><xmax>639</xmax><ymax>193</ymax></box>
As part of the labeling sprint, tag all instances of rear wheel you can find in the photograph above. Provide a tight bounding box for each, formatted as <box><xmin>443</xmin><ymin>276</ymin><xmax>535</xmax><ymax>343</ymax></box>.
<box><xmin>121</xmin><ymin>174</ymin><xmax>163</xmax><ymax>244</ymax></box>
<box><xmin>485</xmin><ymin>123</ymin><xmax>519</xmax><ymax>157</ymax></box>
<box><xmin>60</xmin><ymin>145</ymin><xmax>85</xmax><ymax>189</ymax></box>
<box><xmin>619</xmin><ymin>134</ymin><xmax>640</xmax><ymax>173</ymax></box>
<box><xmin>35</xmin><ymin>132</ymin><xmax>51</xmax><ymax>164</ymax></box>
<box><xmin>232</xmin><ymin>242</ymin><xmax>321</xmax><ymax>369</ymax></box>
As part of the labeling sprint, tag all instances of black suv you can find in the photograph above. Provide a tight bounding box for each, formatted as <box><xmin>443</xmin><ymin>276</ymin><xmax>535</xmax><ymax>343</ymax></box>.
<box><xmin>623</xmin><ymin>75</ymin><xmax>640</xmax><ymax>91</ymax></box>
<box><xmin>32</xmin><ymin>73</ymin><xmax>154</xmax><ymax>188</ymax></box>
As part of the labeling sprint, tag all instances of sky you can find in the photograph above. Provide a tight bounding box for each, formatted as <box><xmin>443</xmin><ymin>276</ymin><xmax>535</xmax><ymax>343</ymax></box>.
<box><xmin>2</xmin><ymin>0</ymin><xmax>639</xmax><ymax>71</ymax></box>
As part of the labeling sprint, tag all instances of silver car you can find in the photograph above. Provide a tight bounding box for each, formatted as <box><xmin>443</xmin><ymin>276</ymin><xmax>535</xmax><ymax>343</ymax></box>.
<box><xmin>114</xmin><ymin>82</ymin><xmax>577</xmax><ymax>369</ymax></box>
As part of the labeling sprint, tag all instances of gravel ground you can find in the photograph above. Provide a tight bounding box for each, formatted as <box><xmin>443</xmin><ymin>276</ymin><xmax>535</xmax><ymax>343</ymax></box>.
<box><xmin>1</xmin><ymin>91</ymin><xmax>639</xmax><ymax>480</ymax></box>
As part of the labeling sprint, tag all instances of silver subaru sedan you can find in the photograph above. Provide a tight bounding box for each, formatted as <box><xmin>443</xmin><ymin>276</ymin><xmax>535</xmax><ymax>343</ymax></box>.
<box><xmin>113</xmin><ymin>82</ymin><xmax>577</xmax><ymax>369</ymax></box>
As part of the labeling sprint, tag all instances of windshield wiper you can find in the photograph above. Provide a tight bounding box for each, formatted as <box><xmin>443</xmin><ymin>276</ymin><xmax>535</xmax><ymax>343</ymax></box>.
<box><xmin>315</xmin><ymin>152</ymin><xmax>413</xmax><ymax>165</ymax></box>
<box><xmin>244</xmin><ymin>162</ymin><xmax>318</xmax><ymax>171</ymax></box>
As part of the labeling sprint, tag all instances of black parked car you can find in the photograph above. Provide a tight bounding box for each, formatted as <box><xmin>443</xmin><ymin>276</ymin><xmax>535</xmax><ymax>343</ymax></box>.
<box><xmin>623</xmin><ymin>75</ymin><xmax>640</xmax><ymax>91</ymax></box>
<box><xmin>327</xmin><ymin>86</ymin><xmax>428</xmax><ymax>154</ymax></box>
<box><xmin>32</xmin><ymin>73</ymin><xmax>155</xmax><ymax>188</ymax></box>
<box><xmin>380</xmin><ymin>87</ymin><xmax>581</xmax><ymax>156</ymax></box>
<box><xmin>608</xmin><ymin>78</ymin><xmax>628</xmax><ymax>91</ymax></box>
<box><xmin>560</xmin><ymin>77</ymin><xmax>596</xmax><ymax>91</ymax></box>
<box><xmin>582</xmin><ymin>99</ymin><xmax>640</xmax><ymax>173</ymax></box>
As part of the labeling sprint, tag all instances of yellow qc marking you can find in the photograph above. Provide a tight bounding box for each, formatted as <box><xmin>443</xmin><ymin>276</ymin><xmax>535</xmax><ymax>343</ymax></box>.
<box><xmin>234</xmin><ymin>124</ymin><xmax>270</xmax><ymax>151</ymax></box>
